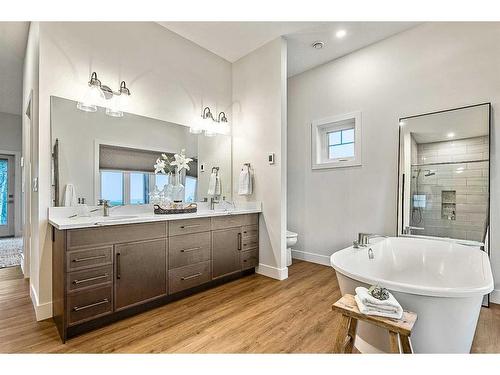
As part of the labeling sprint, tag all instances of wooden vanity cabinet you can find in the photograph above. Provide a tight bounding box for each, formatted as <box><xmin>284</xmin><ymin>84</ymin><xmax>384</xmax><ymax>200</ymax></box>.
<box><xmin>52</xmin><ymin>213</ymin><xmax>259</xmax><ymax>342</ymax></box>
<box><xmin>212</xmin><ymin>227</ymin><xmax>243</xmax><ymax>279</ymax></box>
<box><xmin>114</xmin><ymin>238</ymin><xmax>167</xmax><ymax>311</ymax></box>
<box><xmin>211</xmin><ymin>214</ymin><xmax>259</xmax><ymax>279</ymax></box>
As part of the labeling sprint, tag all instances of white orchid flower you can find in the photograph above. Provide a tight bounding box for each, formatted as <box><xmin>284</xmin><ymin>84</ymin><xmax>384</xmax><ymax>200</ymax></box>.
<box><xmin>154</xmin><ymin>158</ymin><xmax>166</xmax><ymax>174</ymax></box>
<box><xmin>170</xmin><ymin>149</ymin><xmax>193</xmax><ymax>172</ymax></box>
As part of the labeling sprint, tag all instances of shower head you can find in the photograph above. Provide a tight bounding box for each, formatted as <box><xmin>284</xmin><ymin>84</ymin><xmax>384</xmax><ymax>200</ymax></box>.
<box><xmin>424</xmin><ymin>170</ymin><xmax>436</xmax><ymax>177</ymax></box>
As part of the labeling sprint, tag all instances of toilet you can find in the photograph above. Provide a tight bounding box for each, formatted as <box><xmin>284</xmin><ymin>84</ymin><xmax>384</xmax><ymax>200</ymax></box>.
<box><xmin>286</xmin><ymin>230</ymin><xmax>298</xmax><ymax>267</ymax></box>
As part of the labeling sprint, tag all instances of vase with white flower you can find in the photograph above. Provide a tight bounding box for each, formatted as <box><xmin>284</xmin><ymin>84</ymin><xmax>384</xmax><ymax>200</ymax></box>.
<box><xmin>153</xmin><ymin>149</ymin><xmax>193</xmax><ymax>205</ymax></box>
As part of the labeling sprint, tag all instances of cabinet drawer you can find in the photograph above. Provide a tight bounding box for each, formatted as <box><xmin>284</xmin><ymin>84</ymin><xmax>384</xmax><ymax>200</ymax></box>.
<box><xmin>241</xmin><ymin>235</ymin><xmax>259</xmax><ymax>251</ymax></box>
<box><xmin>168</xmin><ymin>261</ymin><xmax>211</xmax><ymax>294</ymax></box>
<box><xmin>67</xmin><ymin>222</ymin><xmax>167</xmax><ymax>249</ymax></box>
<box><xmin>67</xmin><ymin>286</ymin><xmax>112</xmax><ymax>326</ymax></box>
<box><xmin>242</xmin><ymin>225</ymin><xmax>258</xmax><ymax>238</ymax></box>
<box><xmin>169</xmin><ymin>232</ymin><xmax>211</xmax><ymax>269</ymax></box>
<box><xmin>66</xmin><ymin>246</ymin><xmax>113</xmax><ymax>272</ymax></box>
<box><xmin>169</xmin><ymin>218</ymin><xmax>211</xmax><ymax>236</ymax></box>
<box><xmin>67</xmin><ymin>266</ymin><xmax>113</xmax><ymax>292</ymax></box>
<box><xmin>211</xmin><ymin>214</ymin><xmax>258</xmax><ymax>230</ymax></box>
<box><xmin>241</xmin><ymin>249</ymin><xmax>259</xmax><ymax>270</ymax></box>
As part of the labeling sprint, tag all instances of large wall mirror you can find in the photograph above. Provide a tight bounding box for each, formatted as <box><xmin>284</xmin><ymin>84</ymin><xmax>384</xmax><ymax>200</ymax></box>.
<box><xmin>398</xmin><ymin>103</ymin><xmax>490</xmax><ymax>248</ymax></box>
<box><xmin>50</xmin><ymin>96</ymin><xmax>232</xmax><ymax>206</ymax></box>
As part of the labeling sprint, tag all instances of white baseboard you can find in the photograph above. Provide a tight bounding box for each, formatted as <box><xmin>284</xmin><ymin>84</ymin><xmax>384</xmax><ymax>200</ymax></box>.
<box><xmin>491</xmin><ymin>289</ymin><xmax>500</xmax><ymax>304</ymax></box>
<box><xmin>291</xmin><ymin>249</ymin><xmax>331</xmax><ymax>266</ymax></box>
<box><xmin>256</xmin><ymin>263</ymin><xmax>288</xmax><ymax>280</ymax></box>
<box><xmin>30</xmin><ymin>283</ymin><xmax>52</xmax><ymax>321</ymax></box>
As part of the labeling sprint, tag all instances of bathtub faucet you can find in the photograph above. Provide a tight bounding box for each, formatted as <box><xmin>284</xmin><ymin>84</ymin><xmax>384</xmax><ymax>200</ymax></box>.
<box><xmin>357</xmin><ymin>233</ymin><xmax>388</xmax><ymax>247</ymax></box>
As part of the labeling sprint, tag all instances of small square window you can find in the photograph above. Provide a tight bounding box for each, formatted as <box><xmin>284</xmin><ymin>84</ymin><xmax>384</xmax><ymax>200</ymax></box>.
<box><xmin>311</xmin><ymin>112</ymin><xmax>362</xmax><ymax>169</ymax></box>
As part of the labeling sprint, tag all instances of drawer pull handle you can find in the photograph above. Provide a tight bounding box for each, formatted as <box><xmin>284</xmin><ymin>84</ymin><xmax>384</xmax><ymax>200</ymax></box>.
<box><xmin>181</xmin><ymin>272</ymin><xmax>202</xmax><ymax>281</ymax></box>
<box><xmin>72</xmin><ymin>255</ymin><xmax>107</xmax><ymax>263</ymax></box>
<box><xmin>72</xmin><ymin>274</ymin><xmax>108</xmax><ymax>285</ymax></box>
<box><xmin>180</xmin><ymin>224</ymin><xmax>201</xmax><ymax>229</ymax></box>
<box><xmin>72</xmin><ymin>298</ymin><xmax>109</xmax><ymax>312</ymax></box>
<box><xmin>180</xmin><ymin>247</ymin><xmax>201</xmax><ymax>253</ymax></box>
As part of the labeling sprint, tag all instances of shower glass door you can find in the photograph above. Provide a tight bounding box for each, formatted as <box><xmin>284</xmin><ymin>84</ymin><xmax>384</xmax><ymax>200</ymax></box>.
<box><xmin>398</xmin><ymin>103</ymin><xmax>490</xmax><ymax>245</ymax></box>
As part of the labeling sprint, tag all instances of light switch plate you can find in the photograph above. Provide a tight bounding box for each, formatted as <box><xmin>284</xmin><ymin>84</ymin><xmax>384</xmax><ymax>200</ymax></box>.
<box><xmin>268</xmin><ymin>153</ymin><xmax>275</xmax><ymax>165</ymax></box>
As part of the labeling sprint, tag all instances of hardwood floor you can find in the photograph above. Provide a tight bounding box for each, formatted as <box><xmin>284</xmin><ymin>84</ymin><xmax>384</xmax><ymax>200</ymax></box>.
<box><xmin>0</xmin><ymin>261</ymin><xmax>498</xmax><ymax>353</ymax></box>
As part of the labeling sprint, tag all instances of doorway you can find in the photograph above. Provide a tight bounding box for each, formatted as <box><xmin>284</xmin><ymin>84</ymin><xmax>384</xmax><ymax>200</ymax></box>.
<box><xmin>0</xmin><ymin>154</ymin><xmax>22</xmax><ymax>269</ymax></box>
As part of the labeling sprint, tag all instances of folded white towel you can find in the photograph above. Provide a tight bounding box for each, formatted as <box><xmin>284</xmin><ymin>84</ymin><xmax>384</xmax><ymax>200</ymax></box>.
<box><xmin>62</xmin><ymin>184</ymin><xmax>77</xmax><ymax>207</ymax></box>
<box><xmin>207</xmin><ymin>172</ymin><xmax>217</xmax><ymax>196</ymax></box>
<box><xmin>355</xmin><ymin>287</ymin><xmax>403</xmax><ymax>319</ymax></box>
<box><xmin>238</xmin><ymin>165</ymin><xmax>252</xmax><ymax>195</ymax></box>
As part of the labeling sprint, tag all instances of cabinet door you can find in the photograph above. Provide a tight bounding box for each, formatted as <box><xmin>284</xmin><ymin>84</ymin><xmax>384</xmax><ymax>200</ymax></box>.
<box><xmin>212</xmin><ymin>228</ymin><xmax>242</xmax><ymax>279</ymax></box>
<box><xmin>114</xmin><ymin>238</ymin><xmax>167</xmax><ymax>311</ymax></box>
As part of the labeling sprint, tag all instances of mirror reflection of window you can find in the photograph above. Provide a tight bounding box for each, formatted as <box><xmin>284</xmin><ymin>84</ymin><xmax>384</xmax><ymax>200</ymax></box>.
<box><xmin>185</xmin><ymin>176</ymin><xmax>197</xmax><ymax>203</ymax></box>
<box><xmin>100</xmin><ymin>171</ymin><xmax>124</xmax><ymax>206</ymax></box>
<box><xmin>130</xmin><ymin>173</ymin><xmax>149</xmax><ymax>205</ymax></box>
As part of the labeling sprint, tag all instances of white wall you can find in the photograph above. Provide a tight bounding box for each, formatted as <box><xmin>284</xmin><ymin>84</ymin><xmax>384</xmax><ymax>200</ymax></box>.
<box><xmin>287</xmin><ymin>22</ymin><xmax>500</xmax><ymax>298</ymax></box>
<box><xmin>232</xmin><ymin>38</ymin><xmax>288</xmax><ymax>279</ymax></box>
<box><xmin>0</xmin><ymin>111</ymin><xmax>22</xmax><ymax>236</ymax></box>
<box><xmin>28</xmin><ymin>22</ymin><xmax>233</xmax><ymax>319</ymax></box>
<box><xmin>22</xmin><ymin>22</ymin><xmax>39</xmax><ymax>286</ymax></box>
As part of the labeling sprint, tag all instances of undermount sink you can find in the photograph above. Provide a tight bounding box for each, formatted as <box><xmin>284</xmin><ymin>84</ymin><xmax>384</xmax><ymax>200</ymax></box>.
<box><xmin>93</xmin><ymin>215</ymin><xmax>139</xmax><ymax>222</ymax></box>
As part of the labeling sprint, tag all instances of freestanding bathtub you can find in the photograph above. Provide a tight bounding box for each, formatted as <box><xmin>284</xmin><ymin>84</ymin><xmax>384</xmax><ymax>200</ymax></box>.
<box><xmin>330</xmin><ymin>236</ymin><xmax>494</xmax><ymax>353</ymax></box>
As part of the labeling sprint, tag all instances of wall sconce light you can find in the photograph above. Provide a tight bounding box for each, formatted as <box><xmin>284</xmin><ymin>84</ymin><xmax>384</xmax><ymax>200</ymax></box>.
<box><xmin>190</xmin><ymin>106</ymin><xmax>230</xmax><ymax>136</ymax></box>
<box><xmin>76</xmin><ymin>72</ymin><xmax>131</xmax><ymax>117</ymax></box>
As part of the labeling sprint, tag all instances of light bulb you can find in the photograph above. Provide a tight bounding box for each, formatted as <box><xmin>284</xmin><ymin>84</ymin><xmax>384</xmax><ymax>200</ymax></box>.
<box><xmin>105</xmin><ymin>94</ymin><xmax>124</xmax><ymax>118</ymax></box>
<box><xmin>77</xmin><ymin>84</ymin><xmax>103</xmax><ymax>112</ymax></box>
<box><xmin>189</xmin><ymin>116</ymin><xmax>204</xmax><ymax>134</ymax></box>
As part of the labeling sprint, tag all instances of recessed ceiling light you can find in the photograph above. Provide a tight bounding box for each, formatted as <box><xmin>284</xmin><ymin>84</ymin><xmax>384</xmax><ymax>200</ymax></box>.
<box><xmin>447</xmin><ymin>132</ymin><xmax>455</xmax><ymax>138</ymax></box>
<box><xmin>336</xmin><ymin>29</ymin><xmax>347</xmax><ymax>39</ymax></box>
<box><xmin>311</xmin><ymin>41</ymin><xmax>325</xmax><ymax>50</ymax></box>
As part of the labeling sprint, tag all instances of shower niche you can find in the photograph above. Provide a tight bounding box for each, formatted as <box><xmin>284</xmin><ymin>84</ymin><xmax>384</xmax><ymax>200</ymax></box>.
<box><xmin>441</xmin><ymin>190</ymin><xmax>456</xmax><ymax>221</ymax></box>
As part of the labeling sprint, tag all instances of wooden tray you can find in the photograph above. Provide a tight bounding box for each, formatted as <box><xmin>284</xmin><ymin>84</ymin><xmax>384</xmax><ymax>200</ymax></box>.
<box><xmin>154</xmin><ymin>204</ymin><xmax>197</xmax><ymax>215</ymax></box>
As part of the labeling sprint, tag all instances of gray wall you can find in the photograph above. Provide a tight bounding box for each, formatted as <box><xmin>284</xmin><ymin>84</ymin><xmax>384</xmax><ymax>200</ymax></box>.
<box><xmin>287</xmin><ymin>22</ymin><xmax>500</xmax><ymax>298</ymax></box>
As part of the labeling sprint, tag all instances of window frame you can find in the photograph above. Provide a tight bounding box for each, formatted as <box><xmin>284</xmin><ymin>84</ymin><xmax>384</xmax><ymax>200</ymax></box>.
<box><xmin>311</xmin><ymin>111</ymin><xmax>362</xmax><ymax>169</ymax></box>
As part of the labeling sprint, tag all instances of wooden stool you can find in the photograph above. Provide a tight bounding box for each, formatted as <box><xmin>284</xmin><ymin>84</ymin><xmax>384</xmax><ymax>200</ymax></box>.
<box><xmin>331</xmin><ymin>294</ymin><xmax>417</xmax><ymax>354</ymax></box>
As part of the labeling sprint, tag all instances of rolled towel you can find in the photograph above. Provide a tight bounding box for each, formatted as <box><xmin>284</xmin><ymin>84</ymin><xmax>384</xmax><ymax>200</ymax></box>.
<box><xmin>355</xmin><ymin>286</ymin><xmax>403</xmax><ymax>319</ymax></box>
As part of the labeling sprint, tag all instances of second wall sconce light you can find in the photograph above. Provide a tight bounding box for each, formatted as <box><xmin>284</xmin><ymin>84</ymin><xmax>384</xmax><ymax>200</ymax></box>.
<box><xmin>190</xmin><ymin>106</ymin><xmax>230</xmax><ymax>136</ymax></box>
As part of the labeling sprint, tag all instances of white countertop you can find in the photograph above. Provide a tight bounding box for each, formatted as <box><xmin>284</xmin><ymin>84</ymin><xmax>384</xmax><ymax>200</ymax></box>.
<box><xmin>49</xmin><ymin>202</ymin><xmax>262</xmax><ymax>230</ymax></box>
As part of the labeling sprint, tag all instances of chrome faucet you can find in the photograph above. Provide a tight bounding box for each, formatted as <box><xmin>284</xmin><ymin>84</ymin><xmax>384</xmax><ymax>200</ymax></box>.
<box><xmin>357</xmin><ymin>232</ymin><xmax>388</xmax><ymax>247</ymax></box>
<box><xmin>210</xmin><ymin>196</ymin><xmax>220</xmax><ymax>210</ymax></box>
<box><xmin>98</xmin><ymin>199</ymin><xmax>111</xmax><ymax>217</ymax></box>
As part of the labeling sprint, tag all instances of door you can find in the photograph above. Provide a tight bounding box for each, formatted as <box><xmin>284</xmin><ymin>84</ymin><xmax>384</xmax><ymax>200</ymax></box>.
<box><xmin>0</xmin><ymin>155</ymin><xmax>15</xmax><ymax>237</ymax></box>
<box><xmin>114</xmin><ymin>238</ymin><xmax>167</xmax><ymax>311</ymax></box>
<box><xmin>212</xmin><ymin>227</ymin><xmax>242</xmax><ymax>279</ymax></box>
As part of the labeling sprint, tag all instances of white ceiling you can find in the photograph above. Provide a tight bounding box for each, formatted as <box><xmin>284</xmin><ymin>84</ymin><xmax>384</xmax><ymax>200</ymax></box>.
<box><xmin>404</xmin><ymin>104</ymin><xmax>490</xmax><ymax>144</ymax></box>
<box><xmin>0</xmin><ymin>22</ymin><xmax>29</xmax><ymax>115</ymax></box>
<box><xmin>158</xmin><ymin>22</ymin><xmax>419</xmax><ymax>77</ymax></box>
